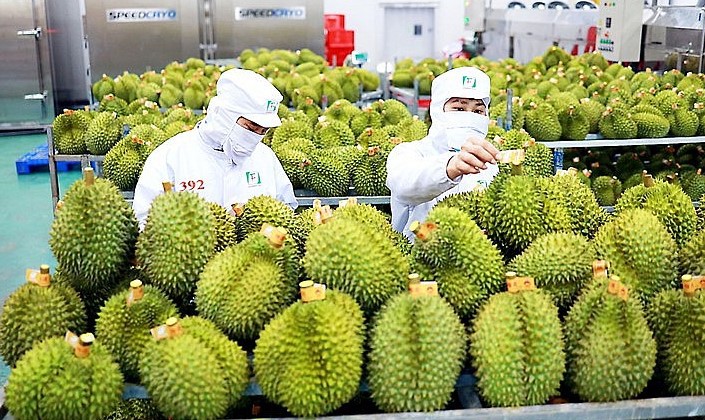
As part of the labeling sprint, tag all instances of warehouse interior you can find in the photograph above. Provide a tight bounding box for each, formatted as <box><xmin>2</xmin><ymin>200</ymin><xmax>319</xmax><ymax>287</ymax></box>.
<box><xmin>3</xmin><ymin>0</ymin><xmax>705</xmax><ymax>418</ymax></box>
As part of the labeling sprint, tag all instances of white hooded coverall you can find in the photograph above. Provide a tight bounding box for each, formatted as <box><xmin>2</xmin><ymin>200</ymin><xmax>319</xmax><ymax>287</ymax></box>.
<box><xmin>133</xmin><ymin>69</ymin><xmax>297</xmax><ymax>229</ymax></box>
<box><xmin>386</xmin><ymin>67</ymin><xmax>498</xmax><ymax>240</ymax></box>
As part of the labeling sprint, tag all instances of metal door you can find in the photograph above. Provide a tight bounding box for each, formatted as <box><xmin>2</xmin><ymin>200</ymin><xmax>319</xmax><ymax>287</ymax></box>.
<box><xmin>383</xmin><ymin>7</ymin><xmax>435</xmax><ymax>62</ymax></box>
<box><xmin>0</xmin><ymin>0</ymin><xmax>54</xmax><ymax>129</ymax></box>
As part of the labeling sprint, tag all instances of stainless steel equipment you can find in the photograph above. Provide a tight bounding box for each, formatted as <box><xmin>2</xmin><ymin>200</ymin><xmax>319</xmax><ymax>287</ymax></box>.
<box><xmin>643</xmin><ymin>6</ymin><xmax>705</xmax><ymax>72</ymax></box>
<box><xmin>83</xmin><ymin>0</ymin><xmax>201</xmax><ymax>79</ymax></box>
<box><xmin>211</xmin><ymin>0</ymin><xmax>324</xmax><ymax>57</ymax></box>
<box><xmin>0</xmin><ymin>0</ymin><xmax>55</xmax><ymax>130</ymax></box>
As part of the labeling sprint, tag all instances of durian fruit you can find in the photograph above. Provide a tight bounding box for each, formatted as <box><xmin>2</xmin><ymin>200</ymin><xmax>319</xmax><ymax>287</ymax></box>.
<box><xmin>368</xmin><ymin>279</ymin><xmax>465</xmax><ymax>412</ymax></box>
<box><xmin>313</xmin><ymin>117</ymin><xmax>355</xmax><ymax>148</ymax></box>
<box><xmin>0</xmin><ymin>265</ymin><xmax>86</xmax><ymax>367</ymax></box>
<box><xmin>524</xmin><ymin>102</ymin><xmax>561</xmax><ymax>141</ymax></box>
<box><xmin>95</xmin><ymin>280</ymin><xmax>179</xmax><ymax>381</ymax></box>
<box><xmin>104</xmin><ymin>399</ymin><xmax>166</xmax><ymax>420</ymax></box>
<box><xmin>254</xmin><ymin>288</ymin><xmax>364</xmax><ymax>417</ymax></box>
<box><xmin>84</xmin><ymin>111</ymin><xmax>123</xmax><ymax>155</ymax></box>
<box><xmin>539</xmin><ymin>169</ymin><xmax>608</xmax><ymax>238</ymax></box>
<box><xmin>52</xmin><ymin>108</ymin><xmax>90</xmax><ymax>154</ymax></box>
<box><xmin>92</xmin><ymin>74</ymin><xmax>115</xmax><ymax>101</ymax></box>
<box><xmin>136</xmin><ymin>184</ymin><xmax>216</xmax><ymax>306</ymax></box>
<box><xmin>350</xmin><ymin>106</ymin><xmax>383</xmax><ymax>137</ymax></box>
<box><xmin>647</xmin><ymin>276</ymin><xmax>705</xmax><ymax>395</ymax></box>
<box><xmin>470</xmin><ymin>277</ymin><xmax>565</xmax><ymax>407</ymax></box>
<box><xmin>558</xmin><ymin>105</ymin><xmax>590</xmax><ymax>140</ymax></box>
<box><xmin>140</xmin><ymin>317</ymin><xmax>249</xmax><ymax>420</ymax></box>
<box><xmin>410</xmin><ymin>206</ymin><xmax>505</xmax><ymax>320</ymax></box>
<box><xmin>5</xmin><ymin>333</ymin><xmax>123</xmax><ymax>420</ymax></box>
<box><xmin>509</xmin><ymin>232</ymin><xmax>596</xmax><ymax>309</ymax></box>
<box><xmin>233</xmin><ymin>194</ymin><xmax>297</xmax><ymax>243</ymax></box>
<box><xmin>615</xmin><ymin>174</ymin><xmax>697</xmax><ymax>247</ymax></box>
<box><xmin>99</xmin><ymin>93</ymin><xmax>129</xmax><ymax>115</ymax></box>
<box><xmin>304</xmin><ymin>214</ymin><xmax>408</xmax><ymax>314</ymax></box>
<box><xmin>591</xmin><ymin>175</ymin><xmax>622</xmax><ymax>206</ymax></box>
<box><xmin>209</xmin><ymin>202</ymin><xmax>238</xmax><ymax>253</ymax></box>
<box><xmin>564</xmin><ymin>275</ymin><xmax>656</xmax><ymax>402</ymax></box>
<box><xmin>668</xmin><ymin>103</ymin><xmax>699</xmax><ymax>137</ymax></box>
<box><xmin>480</xmin><ymin>169</ymin><xmax>572</xmax><ymax>254</ymax></box>
<box><xmin>301</xmin><ymin>148</ymin><xmax>354</xmax><ymax>197</ymax></box>
<box><xmin>577</xmin><ymin>97</ymin><xmax>606</xmax><ymax>133</ymax></box>
<box><xmin>353</xmin><ymin>146</ymin><xmax>390</xmax><ymax>196</ymax></box>
<box><xmin>615</xmin><ymin>151</ymin><xmax>644</xmax><ymax>181</ymax></box>
<box><xmin>196</xmin><ymin>225</ymin><xmax>299</xmax><ymax>342</ymax></box>
<box><xmin>333</xmin><ymin>198</ymin><xmax>411</xmax><ymax>255</ymax></box>
<box><xmin>593</xmin><ymin>208</ymin><xmax>678</xmax><ymax>302</ymax></box>
<box><xmin>49</xmin><ymin>168</ymin><xmax>138</xmax><ymax>289</ymax></box>
<box><xmin>372</xmin><ymin>98</ymin><xmax>412</xmax><ymax>126</ymax></box>
<box><xmin>679</xmin><ymin>229</ymin><xmax>705</xmax><ymax>276</ymax></box>
<box><xmin>632</xmin><ymin>112</ymin><xmax>670</xmax><ymax>138</ymax></box>
<box><xmin>599</xmin><ymin>106</ymin><xmax>638</xmax><ymax>139</ymax></box>
<box><xmin>158</xmin><ymin>83</ymin><xmax>183</xmax><ymax>109</ymax></box>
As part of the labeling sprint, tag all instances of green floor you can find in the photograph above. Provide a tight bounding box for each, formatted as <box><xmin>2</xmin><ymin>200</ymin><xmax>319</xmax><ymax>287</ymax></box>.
<box><xmin>0</xmin><ymin>132</ymin><xmax>81</xmax><ymax>385</ymax></box>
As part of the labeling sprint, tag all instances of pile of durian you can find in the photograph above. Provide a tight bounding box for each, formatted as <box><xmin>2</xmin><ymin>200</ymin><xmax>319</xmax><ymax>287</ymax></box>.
<box><xmin>4</xmin><ymin>133</ymin><xmax>705</xmax><ymax>418</ymax></box>
<box><xmin>393</xmin><ymin>46</ymin><xmax>705</xmax><ymax>141</ymax></box>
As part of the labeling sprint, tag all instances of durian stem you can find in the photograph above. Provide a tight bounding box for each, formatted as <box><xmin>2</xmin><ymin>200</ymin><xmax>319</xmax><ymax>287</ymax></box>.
<box><xmin>162</xmin><ymin>181</ymin><xmax>173</xmax><ymax>192</ymax></box>
<box><xmin>83</xmin><ymin>167</ymin><xmax>95</xmax><ymax>186</ymax></box>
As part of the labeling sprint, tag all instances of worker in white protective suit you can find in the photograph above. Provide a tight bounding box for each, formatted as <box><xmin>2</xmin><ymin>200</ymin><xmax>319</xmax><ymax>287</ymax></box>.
<box><xmin>133</xmin><ymin>68</ymin><xmax>297</xmax><ymax>229</ymax></box>
<box><xmin>386</xmin><ymin>66</ymin><xmax>499</xmax><ymax>240</ymax></box>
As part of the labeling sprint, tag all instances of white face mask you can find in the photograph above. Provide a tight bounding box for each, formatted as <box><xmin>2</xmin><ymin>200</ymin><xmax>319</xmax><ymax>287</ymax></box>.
<box><xmin>435</xmin><ymin>111</ymin><xmax>489</xmax><ymax>151</ymax></box>
<box><xmin>223</xmin><ymin>122</ymin><xmax>264</xmax><ymax>165</ymax></box>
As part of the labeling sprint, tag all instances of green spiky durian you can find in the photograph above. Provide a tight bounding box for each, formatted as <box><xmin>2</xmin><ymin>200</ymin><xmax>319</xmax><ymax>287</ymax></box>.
<box><xmin>254</xmin><ymin>290</ymin><xmax>364</xmax><ymax>417</ymax></box>
<box><xmin>304</xmin><ymin>216</ymin><xmax>408</xmax><ymax>313</ymax></box>
<box><xmin>49</xmin><ymin>169</ymin><xmax>138</xmax><ymax>290</ymax></box>
<box><xmin>593</xmin><ymin>209</ymin><xmax>678</xmax><ymax>302</ymax></box>
<box><xmin>615</xmin><ymin>152</ymin><xmax>645</xmax><ymax>181</ymax></box>
<box><xmin>481</xmin><ymin>172</ymin><xmax>572</xmax><ymax>254</ymax></box>
<box><xmin>509</xmin><ymin>232</ymin><xmax>596</xmax><ymax>309</ymax></box>
<box><xmin>524</xmin><ymin>102</ymin><xmax>561</xmax><ymax>141</ymax></box>
<box><xmin>558</xmin><ymin>105</ymin><xmax>590</xmax><ymax>140</ymax></box>
<box><xmin>410</xmin><ymin>207</ymin><xmax>505</xmax><ymax>320</ymax></box>
<box><xmin>374</xmin><ymin>98</ymin><xmax>412</xmax><ymax>126</ymax></box>
<box><xmin>99</xmin><ymin>94</ymin><xmax>129</xmax><ymax>115</ymax></box>
<box><xmin>113</xmin><ymin>72</ymin><xmax>139</xmax><ymax>103</ymax></box>
<box><xmin>333</xmin><ymin>199</ymin><xmax>411</xmax><ymax>255</ymax></box>
<box><xmin>591</xmin><ymin>175</ymin><xmax>622</xmax><ymax>206</ymax></box>
<box><xmin>208</xmin><ymin>202</ymin><xmax>237</xmax><ymax>253</ymax></box>
<box><xmin>183</xmin><ymin>81</ymin><xmax>206</xmax><ymax>110</ymax></box>
<box><xmin>394</xmin><ymin>115</ymin><xmax>428</xmax><ymax>141</ymax></box>
<box><xmin>233</xmin><ymin>194</ymin><xmax>297</xmax><ymax>242</ymax></box>
<box><xmin>104</xmin><ymin>399</ymin><xmax>166</xmax><ymax>420</ymax></box>
<box><xmin>615</xmin><ymin>177</ymin><xmax>697</xmax><ymax>247</ymax></box>
<box><xmin>301</xmin><ymin>148</ymin><xmax>354</xmax><ymax>197</ymax></box>
<box><xmin>350</xmin><ymin>106</ymin><xmax>383</xmax><ymax>137</ymax></box>
<box><xmin>5</xmin><ymin>334</ymin><xmax>123</xmax><ymax>420</ymax></box>
<box><xmin>92</xmin><ymin>74</ymin><xmax>115</xmax><ymax>101</ymax></box>
<box><xmin>95</xmin><ymin>281</ymin><xmax>179</xmax><ymax>381</ymax></box>
<box><xmin>352</xmin><ymin>146</ymin><xmax>390</xmax><ymax>196</ymax></box>
<box><xmin>648</xmin><ymin>283</ymin><xmax>705</xmax><ymax>395</ymax></box>
<box><xmin>136</xmin><ymin>189</ymin><xmax>216</xmax><ymax>305</ymax></box>
<box><xmin>53</xmin><ymin>109</ymin><xmax>90</xmax><ymax>154</ymax></box>
<box><xmin>158</xmin><ymin>83</ymin><xmax>183</xmax><ymax>109</ymax></box>
<box><xmin>679</xmin><ymin>229</ymin><xmax>705</xmax><ymax>276</ymax></box>
<box><xmin>668</xmin><ymin>104</ymin><xmax>699</xmax><ymax>137</ymax></box>
<box><xmin>471</xmin><ymin>287</ymin><xmax>565</xmax><ymax>407</ymax></box>
<box><xmin>654</xmin><ymin>89</ymin><xmax>685</xmax><ymax>115</ymax></box>
<box><xmin>369</xmin><ymin>290</ymin><xmax>465</xmax><ymax>412</ymax></box>
<box><xmin>84</xmin><ymin>111</ymin><xmax>123</xmax><ymax>155</ymax></box>
<box><xmin>271</xmin><ymin>118</ymin><xmax>314</xmax><ymax>148</ymax></box>
<box><xmin>313</xmin><ymin>117</ymin><xmax>355</xmax><ymax>148</ymax></box>
<box><xmin>197</xmin><ymin>227</ymin><xmax>299</xmax><ymax>342</ymax></box>
<box><xmin>0</xmin><ymin>266</ymin><xmax>86</xmax><ymax>367</ymax></box>
<box><xmin>564</xmin><ymin>276</ymin><xmax>656</xmax><ymax>402</ymax></box>
<box><xmin>598</xmin><ymin>107</ymin><xmax>637</xmax><ymax>139</ymax></box>
<box><xmin>140</xmin><ymin>317</ymin><xmax>249</xmax><ymax>420</ymax></box>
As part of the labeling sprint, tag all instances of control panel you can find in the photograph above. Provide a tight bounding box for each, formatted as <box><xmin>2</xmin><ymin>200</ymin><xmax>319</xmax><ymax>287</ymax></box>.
<box><xmin>596</xmin><ymin>0</ymin><xmax>643</xmax><ymax>61</ymax></box>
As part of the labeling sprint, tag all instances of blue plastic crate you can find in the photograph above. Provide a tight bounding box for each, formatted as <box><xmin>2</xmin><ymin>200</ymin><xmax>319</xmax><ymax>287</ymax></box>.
<box><xmin>15</xmin><ymin>144</ymin><xmax>82</xmax><ymax>175</ymax></box>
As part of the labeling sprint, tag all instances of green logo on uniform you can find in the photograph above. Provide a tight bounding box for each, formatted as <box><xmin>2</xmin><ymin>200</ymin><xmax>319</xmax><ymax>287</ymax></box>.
<box><xmin>266</xmin><ymin>100</ymin><xmax>278</xmax><ymax>112</ymax></box>
<box><xmin>462</xmin><ymin>76</ymin><xmax>477</xmax><ymax>88</ymax></box>
<box><xmin>245</xmin><ymin>171</ymin><xmax>261</xmax><ymax>186</ymax></box>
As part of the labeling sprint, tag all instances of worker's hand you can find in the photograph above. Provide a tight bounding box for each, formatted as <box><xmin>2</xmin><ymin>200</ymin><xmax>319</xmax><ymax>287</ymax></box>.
<box><xmin>446</xmin><ymin>137</ymin><xmax>499</xmax><ymax>179</ymax></box>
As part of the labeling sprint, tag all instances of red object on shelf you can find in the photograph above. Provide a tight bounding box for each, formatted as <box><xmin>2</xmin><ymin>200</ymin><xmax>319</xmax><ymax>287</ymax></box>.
<box><xmin>325</xmin><ymin>29</ymin><xmax>354</xmax><ymax>66</ymax></box>
<box><xmin>585</xmin><ymin>26</ymin><xmax>597</xmax><ymax>53</ymax></box>
<box><xmin>324</xmin><ymin>14</ymin><xmax>346</xmax><ymax>32</ymax></box>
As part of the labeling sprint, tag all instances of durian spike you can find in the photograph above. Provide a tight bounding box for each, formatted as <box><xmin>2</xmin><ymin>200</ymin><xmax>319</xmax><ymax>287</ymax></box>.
<box><xmin>232</xmin><ymin>203</ymin><xmax>245</xmax><ymax>217</ymax></box>
<box><xmin>162</xmin><ymin>181</ymin><xmax>173</xmax><ymax>192</ymax></box>
<box><xmin>83</xmin><ymin>167</ymin><xmax>95</xmax><ymax>186</ymax></box>
<box><xmin>260</xmin><ymin>223</ymin><xmax>287</xmax><ymax>248</ymax></box>
<box><xmin>165</xmin><ymin>317</ymin><xmax>182</xmax><ymax>338</ymax></box>
<box><xmin>75</xmin><ymin>333</ymin><xmax>95</xmax><ymax>358</ymax></box>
